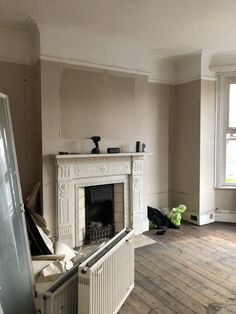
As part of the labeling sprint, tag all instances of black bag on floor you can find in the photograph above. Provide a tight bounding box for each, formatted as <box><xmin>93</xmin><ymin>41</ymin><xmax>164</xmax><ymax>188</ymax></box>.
<box><xmin>148</xmin><ymin>206</ymin><xmax>168</xmax><ymax>235</ymax></box>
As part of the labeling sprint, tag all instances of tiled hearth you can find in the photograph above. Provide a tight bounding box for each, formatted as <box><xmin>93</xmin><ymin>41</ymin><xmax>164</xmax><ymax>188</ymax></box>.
<box><xmin>53</xmin><ymin>153</ymin><xmax>149</xmax><ymax>248</ymax></box>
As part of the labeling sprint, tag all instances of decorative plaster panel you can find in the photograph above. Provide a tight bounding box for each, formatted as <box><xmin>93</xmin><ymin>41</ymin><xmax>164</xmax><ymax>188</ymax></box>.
<box><xmin>73</xmin><ymin>157</ymin><xmax>131</xmax><ymax>178</ymax></box>
<box><xmin>58</xmin><ymin>164</ymin><xmax>71</xmax><ymax>180</ymax></box>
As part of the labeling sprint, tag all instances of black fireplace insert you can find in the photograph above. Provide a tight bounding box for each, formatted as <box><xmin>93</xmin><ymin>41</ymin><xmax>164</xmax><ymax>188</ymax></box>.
<box><xmin>85</xmin><ymin>184</ymin><xmax>114</xmax><ymax>243</ymax></box>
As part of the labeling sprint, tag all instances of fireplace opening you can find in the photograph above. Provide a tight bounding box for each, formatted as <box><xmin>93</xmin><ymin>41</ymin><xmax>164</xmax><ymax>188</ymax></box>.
<box><xmin>85</xmin><ymin>184</ymin><xmax>114</xmax><ymax>243</ymax></box>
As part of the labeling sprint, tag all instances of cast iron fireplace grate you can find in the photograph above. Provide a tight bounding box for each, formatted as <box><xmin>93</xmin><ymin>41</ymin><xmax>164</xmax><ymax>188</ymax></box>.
<box><xmin>85</xmin><ymin>184</ymin><xmax>114</xmax><ymax>243</ymax></box>
<box><xmin>86</xmin><ymin>224</ymin><xmax>113</xmax><ymax>243</ymax></box>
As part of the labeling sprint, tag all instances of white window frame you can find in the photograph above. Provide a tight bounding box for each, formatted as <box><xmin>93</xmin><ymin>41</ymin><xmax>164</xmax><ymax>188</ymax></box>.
<box><xmin>215</xmin><ymin>72</ymin><xmax>236</xmax><ymax>188</ymax></box>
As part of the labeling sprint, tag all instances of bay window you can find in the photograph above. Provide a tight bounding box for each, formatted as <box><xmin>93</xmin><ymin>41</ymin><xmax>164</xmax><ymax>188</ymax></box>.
<box><xmin>216</xmin><ymin>73</ymin><xmax>236</xmax><ymax>187</ymax></box>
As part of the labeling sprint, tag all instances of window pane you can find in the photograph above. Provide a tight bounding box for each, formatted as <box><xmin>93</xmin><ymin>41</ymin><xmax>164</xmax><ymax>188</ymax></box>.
<box><xmin>225</xmin><ymin>138</ymin><xmax>236</xmax><ymax>183</ymax></box>
<box><xmin>229</xmin><ymin>84</ymin><xmax>236</xmax><ymax>127</ymax></box>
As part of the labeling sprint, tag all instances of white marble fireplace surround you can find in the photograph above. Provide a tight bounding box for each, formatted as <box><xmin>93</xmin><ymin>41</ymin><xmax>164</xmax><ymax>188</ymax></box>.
<box><xmin>54</xmin><ymin>153</ymin><xmax>149</xmax><ymax>248</ymax></box>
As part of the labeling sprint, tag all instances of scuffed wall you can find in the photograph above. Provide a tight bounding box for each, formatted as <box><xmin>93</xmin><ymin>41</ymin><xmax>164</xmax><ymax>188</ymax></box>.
<box><xmin>144</xmin><ymin>82</ymin><xmax>174</xmax><ymax>208</ymax></box>
<box><xmin>216</xmin><ymin>190</ymin><xmax>236</xmax><ymax>211</ymax></box>
<box><xmin>172</xmin><ymin>80</ymin><xmax>201</xmax><ymax>212</ymax></box>
<box><xmin>0</xmin><ymin>61</ymin><xmax>41</xmax><ymax>200</ymax></box>
<box><xmin>60</xmin><ymin>68</ymin><xmax>136</xmax><ymax>140</ymax></box>
<box><xmin>40</xmin><ymin>60</ymin><xmax>173</xmax><ymax>236</ymax></box>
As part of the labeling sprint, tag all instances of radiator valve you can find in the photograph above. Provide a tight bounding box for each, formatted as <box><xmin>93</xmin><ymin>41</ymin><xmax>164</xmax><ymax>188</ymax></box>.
<box><xmin>81</xmin><ymin>267</ymin><xmax>88</xmax><ymax>274</ymax></box>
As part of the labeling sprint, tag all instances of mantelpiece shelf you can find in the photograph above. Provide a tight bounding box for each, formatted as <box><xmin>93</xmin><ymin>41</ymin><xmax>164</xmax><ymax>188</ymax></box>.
<box><xmin>54</xmin><ymin>152</ymin><xmax>152</xmax><ymax>159</ymax></box>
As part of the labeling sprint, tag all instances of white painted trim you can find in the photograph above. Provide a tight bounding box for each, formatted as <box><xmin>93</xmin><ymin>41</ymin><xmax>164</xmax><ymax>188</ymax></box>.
<box><xmin>199</xmin><ymin>211</ymin><xmax>216</xmax><ymax>226</ymax></box>
<box><xmin>39</xmin><ymin>54</ymin><xmax>150</xmax><ymax>76</ymax></box>
<box><xmin>182</xmin><ymin>209</ymin><xmax>215</xmax><ymax>226</ymax></box>
<box><xmin>0</xmin><ymin>55</ymin><xmax>37</xmax><ymax>66</ymax></box>
<box><xmin>174</xmin><ymin>76</ymin><xmax>216</xmax><ymax>86</ymax></box>
<box><xmin>149</xmin><ymin>76</ymin><xmax>217</xmax><ymax>86</ymax></box>
<box><xmin>215</xmin><ymin>210</ymin><xmax>236</xmax><ymax>223</ymax></box>
<box><xmin>215</xmin><ymin>186</ymin><xmax>236</xmax><ymax>190</ymax></box>
<box><xmin>201</xmin><ymin>76</ymin><xmax>217</xmax><ymax>81</ymax></box>
<box><xmin>215</xmin><ymin>73</ymin><xmax>225</xmax><ymax>187</ymax></box>
<box><xmin>209</xmin><ymin>65</ymin><xmax>236</xmax><ymax>73</ymax></box>
<box><xmin>54</xmin><ymin>152</ymin><xmax>151</xmax><ymax>159</ymax></box>
<box><xmin>209</xmin><ymin>53</ymin><xmax>236</xmax><ymax>73</ymax></box>
<box><xmin>215</xmin><ymin>72</ymin><xmax>236</xmax><ymax>188</ymax></box>
<box><xmin>148</xmin><ymin>78</ymin><xmax>176</xmax><ymax>85</ymax></box>
<box><xmin>142</xmin><ymin>218</ymin><xmax>149</xmax><ymax>233</ymax></box>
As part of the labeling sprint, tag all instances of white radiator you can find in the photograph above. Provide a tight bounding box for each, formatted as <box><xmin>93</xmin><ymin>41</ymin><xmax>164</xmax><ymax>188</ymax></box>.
<box><xmin>78</xmin><ymin>229</ymin><xmax>134</xmax><ymax>314</ymax></box>
<box><xmin>35</xmin><ymin>269</ymin><xmax>78</xmax><ymax>314</ymax></box>
<box><xmin>35</xmin><ymin>229</ymin><xmax>134</xmax><ymax>314</ymax></box>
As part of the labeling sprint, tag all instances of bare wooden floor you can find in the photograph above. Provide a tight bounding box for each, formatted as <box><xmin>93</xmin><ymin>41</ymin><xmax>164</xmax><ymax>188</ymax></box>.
<box><xmin>119</xmin><ymin>222</ymin><xmax>236</xmax><ymax>314</ymax></box>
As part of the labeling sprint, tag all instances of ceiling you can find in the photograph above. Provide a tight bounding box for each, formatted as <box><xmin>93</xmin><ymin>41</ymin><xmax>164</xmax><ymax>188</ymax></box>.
<box><xmin>1</xmin><ymin>0</ymin><xmax>236</xmax><ymax>58</ymax></box>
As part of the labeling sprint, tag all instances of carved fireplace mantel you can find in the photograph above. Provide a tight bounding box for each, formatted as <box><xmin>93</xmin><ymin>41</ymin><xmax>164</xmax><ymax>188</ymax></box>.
<box><xmin>53</xmin><ymin>153</ymin><xmax>149</xmax><ymax>248</ymax></box>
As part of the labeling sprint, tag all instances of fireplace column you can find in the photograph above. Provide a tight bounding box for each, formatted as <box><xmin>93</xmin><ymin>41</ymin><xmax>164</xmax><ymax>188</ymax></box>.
<box><xmin>131</xmin><ymin>156</ymin><xmax>149</xmax><ymax>234</ymax></box>
<box><xmin>56</xmin><ymin>163</ymin><xmax>75</xmax><ymax>247</ymax></box>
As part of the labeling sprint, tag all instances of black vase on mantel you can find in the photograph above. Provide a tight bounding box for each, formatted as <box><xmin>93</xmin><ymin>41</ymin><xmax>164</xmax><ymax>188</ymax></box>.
<box><xmin>136</xmin><ymin>141</ymin><xmax>141</xmax><ymax>152</ymax></box>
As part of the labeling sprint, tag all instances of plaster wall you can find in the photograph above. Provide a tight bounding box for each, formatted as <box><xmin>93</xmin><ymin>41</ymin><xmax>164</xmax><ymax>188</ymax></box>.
<box><xmin>215</xmin><ymin>190</ymin><xmax>236</xmax><ymax>211</ymax></box>
<box><xmin>40</xmin><ymin>60</ymin><xmax>173</xmax><ymax>236</ymax></box>
<box><xmin>0</xmin><ymin>61</ymin><xmax>41</xmax><ymax>199</ymax></box>
<box><xmin>145</xmin><ymin>82</ymin><xmax>173</xmax><ymax>208</ymax></box>
<box><xmin>172</xmin><ymin>80</ymin><xmax>201</xmax><ymax>212</ymax></box>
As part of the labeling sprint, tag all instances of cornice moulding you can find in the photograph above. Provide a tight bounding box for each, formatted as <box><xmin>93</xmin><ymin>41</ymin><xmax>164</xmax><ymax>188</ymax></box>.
<box><xmin>0</xmin><ymin>20</ymin><xmax>229</xmax><ymax>83</ymax></box>
<box><xmin>209</xmin><ymin>64</ymin><xmax>236</xmax><ymax>73</ymax></box>
<box><xmin>174</xmin><ymin>75</ymin><xmax>217</xmax><ymax>86</ymax></box>
<box><xmin>209</xmin><ymin>52</ymin><xmax>236</xmax><ymax>73</ymax></box>
<box><xmin>38</xmin><ymin>26</ymin><xmax>151</xmax><ymax>76</ymax></box>
<box><xmin>148</xmin><ymin>78</ymin><xmax>176</xmax><ymax>85</ymax></box>
<box><xmin>142</xmin><ymin>76</ymin><xmax>216</xmax><ymax>86</ymax></box>
<box><xmin>39</xmin><ymin>54</ymin><xmax>150</xmax><ymax>77</ymax></box>
<box><xmin>36</xmin><ymin>19</ymin><xmax>180</xmax><ymax>83</ymax></box>
<box><xmin>201</xmin><ymin>76</ymin><xmax>217</xmax><ymax>81</ymax></box>
<box><xmin>0</xmin><ymin>21</ymin><xmax>39</xmax><ymax>65</ymax></box>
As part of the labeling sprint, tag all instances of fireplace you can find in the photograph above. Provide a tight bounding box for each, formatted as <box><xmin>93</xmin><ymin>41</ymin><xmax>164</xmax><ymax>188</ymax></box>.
<box><xmin>53</xmin><ymin>153</ymin><xmax>149</xmax><ymax>249</ymax></box>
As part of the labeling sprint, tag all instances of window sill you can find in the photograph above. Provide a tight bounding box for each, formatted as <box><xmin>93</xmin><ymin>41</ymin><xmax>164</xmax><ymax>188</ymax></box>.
<box><xmin>215</xmin><ymin>186</ymin><xmax>236</xmax><ymax>190</ymax></box>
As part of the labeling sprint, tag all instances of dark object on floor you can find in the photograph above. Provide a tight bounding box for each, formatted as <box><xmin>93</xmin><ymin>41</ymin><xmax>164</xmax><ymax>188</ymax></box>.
<box><xmin>148</xmin><ymin>206</ymin><xmax>169</xmax><ymax>234</ymax></box>
<box><xmin>25</xmin><ymin>207</ymin><xmax>52</xmax><ymax>255</ymax></box>
<box><xmin>155</xmin><ymin>226</ymin><xmax>168</xmax><ymax>235</ymax></box>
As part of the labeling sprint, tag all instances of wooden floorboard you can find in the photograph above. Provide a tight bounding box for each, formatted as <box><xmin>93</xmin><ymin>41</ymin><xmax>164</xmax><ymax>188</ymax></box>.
<box><xmin>119</xmin><ymin>222</ymin><xmax>236</xmax><ymax>314</ymax></box>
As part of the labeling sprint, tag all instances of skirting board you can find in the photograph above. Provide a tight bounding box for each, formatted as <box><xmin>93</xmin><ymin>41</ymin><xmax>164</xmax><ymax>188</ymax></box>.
<box><xmin>142</xmin><ymin>218</ymin><xmax>150</xmax><ymax>232</ymax></box>
<box><xmin>215</xmin><ymin>210</ymin><xmax>236</xmax><ymax>223</ymax></box>
<box><xmin>182</xmin><ymin>210</ymin><xmax>215</xmax><ymax>226</ymax></box>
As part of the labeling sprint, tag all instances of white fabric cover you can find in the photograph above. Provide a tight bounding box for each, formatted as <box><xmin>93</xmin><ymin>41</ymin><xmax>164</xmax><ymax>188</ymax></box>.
<box><xmin>53</xmin><ymin>241</ymin><xmax>77</xmax><ymax>262</ymax></box>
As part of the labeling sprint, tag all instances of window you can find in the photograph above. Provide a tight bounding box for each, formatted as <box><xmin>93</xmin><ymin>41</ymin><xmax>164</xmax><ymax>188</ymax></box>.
<box><xmin>216</xmin><ymin>73</ymin><xmax>236</xmax><ymax>187</ymax></box>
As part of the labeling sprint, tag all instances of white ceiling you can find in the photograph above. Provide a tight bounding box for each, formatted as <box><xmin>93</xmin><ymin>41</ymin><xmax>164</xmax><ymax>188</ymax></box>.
<box><xmin>1</xmin><ymin>0</ymin><xmax>236</xmax><ymax>58</ymax></box>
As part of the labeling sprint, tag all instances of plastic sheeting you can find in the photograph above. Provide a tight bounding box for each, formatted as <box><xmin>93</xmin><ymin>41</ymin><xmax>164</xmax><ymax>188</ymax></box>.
<box><xmin>0</xmin><ymin>94</ymin><xmax>36</xmax><ymax>314</ymax></box>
